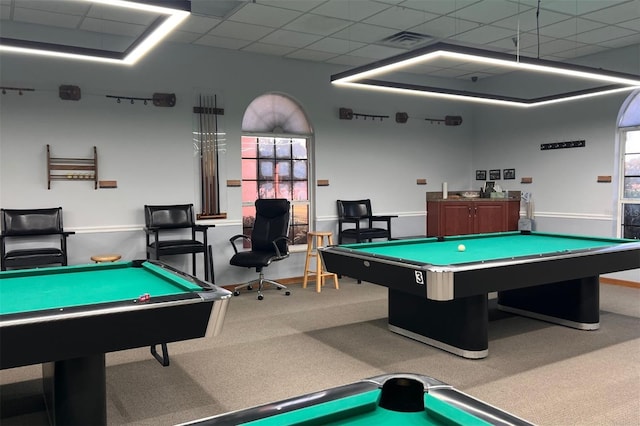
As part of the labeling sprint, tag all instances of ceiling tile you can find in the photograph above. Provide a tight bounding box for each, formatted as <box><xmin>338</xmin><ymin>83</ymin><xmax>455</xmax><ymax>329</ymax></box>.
<box><xmin>284</xmin><ymin>13</ymin><xmax>352</xmax><ymax>35</ymax></box>
<box><xmin>306</xmin><ymin>37</ymin><xmax>365</xmax><ymax>54</ymax></box>
<box><xmin>399</xmin><ymin>0</ymin><xmax>482</xmax><ymax>15</ymax></box>
<box><xmin>180</xmin><ymin>15</ymin><xmax>222</xmax><ymax>34</ymax></box>
<box><xmin>453</xmin><ymin>25</ymin><xmax>517</xmax><ymax>44</ymax></box>
<box><xmin>194</xmin><ymin>34</ymin><xmax>252</xmax><ymax>49</ymax></box>
<box><xmin>576</xmin><ymin>25</ymin><xmax>636</xmax><ymax>44</ymax></box>
<box><xmin>453</xmin><ymin>1</ymin><xmax>524</xmax><ymax>24</ymax></box>
<box><xmin>410</xmin><ymin>16</ymin><xmax>480</xmax><ymax>40</ymax></box>
<box><xmin>241</xmin><ymin>42</ymin><xmax>297</xmax><ymax>56</ymax></box>
<box><xmin>228</xmin><ymin>2</ymin><xmax>302</xmax><ymax>27</ymax></box>
<box><xmin>617</xmin><ymin>16</ymin><xmax>640</xmax><ymax>30</ymax></box>
<box><xmin>87</xmin><ymin>4</ymin><xmax>156</xmax><ymax>26</ymax></box>
<box><xmin>208</xmin><ymin>21</ymin><xmax>274</xmax><ymax>41</ymax></box>
<box><xmin>331</xmin><ymin>22</ymin><xmax>398</xmax><ymax>43</ymax></box>
<box><xmin>347</xmin><ymin>43</ymin><xmax>406</xmax><ymax>59</ymax></box>
<box><xmin>285</xmin><ymin>48</ymin><xmax>337</xmax><ymax>61</ymax></box>
<box><xmin>538</xmin><ymin>17</ymin><xmax>606</xmax><ymax>39</ymax></box>
<box><xmin>363</xmin><ymin>6</ymin><xmax>438</xmax><ymax>29</ymax></box>
<box><xmin>325</xmin><ymin>54</ymin><xmax>374</xmax><ymax>66</ymax></box>
<box><xmin>80</xmin><ymin>18</ymin><xmax>145</xmax><ymax>38</ymax></box>
<box><xmin>311</xmin><ymin>0</ymin><xmax>390</xmax><ymax>21</ymax></box>
<box><xmin>166</xmin><ymin>30</ymin><xmax>203</xmax><ymax>44</ymax></box>
<box><xmin>12</xmin><ymin>0</ymin><xmax>90</xmax><ymax>16</ymax></box>
<box><xmin>596</xmin><ymin>32</ymin><xmax>640</xmax><ymax>48</ymax></box>
<box><xmin>491</xmin><ymin>8</ymin><xmax>569</xmax><ymax>33</ymax></box>
<box><xmin>262</xmin><ymin>0</ymin><xmax>327</xmax><ymax>13</ymax></box>
<box><xmin>540</xmin><ymin>0</ymin><xmax>634</xmax><ymax>16</ymax></box>
<box><xmin>582</xmin><ymin>1</ymin><xmax>640</xmax><ymax>24</ymax></box>
<box><xmin>260</xmin><ymin>29</ymin><xmax>323</xmax><ymax>48</ymax></box>
<box><xmin>12</xmin><ymin>7</ymin><xmax>81</xmax><ymax>28</ymax></box>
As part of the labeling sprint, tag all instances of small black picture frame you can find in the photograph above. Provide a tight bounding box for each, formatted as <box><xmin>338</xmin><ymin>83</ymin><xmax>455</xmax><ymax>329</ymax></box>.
<box><xmin>489</xmin><ymin>169</ymin><xmax>501</xmax><ymax>180</ymax></box>
<box><xmin>475</xmin><ymin>170</ymin><xmax>487</xmax><ymax>180</ymax></box>
<box><xmin>485</xmin><ymin>181</ymin><xmax>495</xmax><ymax>191</ymax></box>
<box><xmin>503</xmin><ymin>168</ymin><xmax>515</xmax><ymax>179</ymax></box>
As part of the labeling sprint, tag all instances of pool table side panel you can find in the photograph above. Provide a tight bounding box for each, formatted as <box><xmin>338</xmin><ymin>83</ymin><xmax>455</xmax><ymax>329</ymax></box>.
<box><xmin>320</xmin><ymin>250</ymin><xmax>428</xmax><ymax>298</ymax></box>
<box><xmin>388</xmin><ymin>290</ymin><xmax>489</xmax><ymax>356</ymax></box>
<box><xmin>453</xmin><ymin>247</ymin><xmax>640</xmax><ymax>298</ymax></box>
<box><xmin>0</xmin><ymin>301</ymin><xmax>214</xmax><ymax>369</ymax></box>
<box><xmin>497</xmin><ymin>277</ymin><xmax>600</xmax><ymax>329</ymax></box>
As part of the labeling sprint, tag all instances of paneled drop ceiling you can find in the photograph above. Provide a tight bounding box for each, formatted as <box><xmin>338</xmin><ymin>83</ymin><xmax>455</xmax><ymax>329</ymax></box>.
<box><xmin>0</xmin><ymin>0</ymin><xmax>639</xmax><ymax>81</ymax></box>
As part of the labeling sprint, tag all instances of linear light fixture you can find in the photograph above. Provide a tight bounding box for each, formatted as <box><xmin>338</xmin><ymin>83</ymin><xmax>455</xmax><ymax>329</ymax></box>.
<box><xmin>0</xmin><ymin>0</ymin><xmax>190</xmax><ymax>65</ymax></box>
<box><xmin>331</xmin><ymin>42</ymin><xmax>640</xmax><ymax>107</ymax></box>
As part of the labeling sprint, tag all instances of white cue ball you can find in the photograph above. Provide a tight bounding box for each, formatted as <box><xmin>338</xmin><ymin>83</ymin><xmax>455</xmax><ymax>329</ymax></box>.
<box><xmin>457</xmin><ymin>244</ymin><xmax>466</xmax><ymax>252</ymax></box>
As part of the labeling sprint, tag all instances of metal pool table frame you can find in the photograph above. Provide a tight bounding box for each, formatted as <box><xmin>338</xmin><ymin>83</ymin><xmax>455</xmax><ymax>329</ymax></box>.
<box><xmin>0</xmin><ymin>260</ymin><xmax>232</xmax><ymax>426</ymax></box>
<box><xmin>178</xmin><ymin>373</ymin><xmax>533</xmax><ymax>426</ymax></box>
<box><xmin>320</xmin><ymin>231</ymin><xmax>640</xmax><ymax>359</ymax></box>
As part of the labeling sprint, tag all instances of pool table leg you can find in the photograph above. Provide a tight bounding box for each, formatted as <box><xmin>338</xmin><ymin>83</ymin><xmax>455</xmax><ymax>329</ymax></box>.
<box><xmin>497</xmin><ymin>276</ymin><xmax>600</xmax><ymax>330</ymax></box>
<box><xmin>42</xmin><ymin>353</ymin><xmax>107</xmax><ymax>426</ymax></box>
<box><xmin>387</xmin><ymin>289</ymin><xmax>489</xmax><ymax>359</ymax></box>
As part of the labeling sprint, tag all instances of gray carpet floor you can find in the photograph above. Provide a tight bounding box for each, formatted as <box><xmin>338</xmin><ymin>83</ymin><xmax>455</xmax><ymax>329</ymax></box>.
<box><xmin>1</xmin><ymin>279</ymin><xmax>639</xmax><ymax>425</ymax></box>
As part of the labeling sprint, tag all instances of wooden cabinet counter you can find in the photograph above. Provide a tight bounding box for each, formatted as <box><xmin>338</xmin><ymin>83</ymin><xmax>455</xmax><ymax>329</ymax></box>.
<box><xmin>427</xmin><ymin>196</ymin><xmax>520</xmax><ymax>237</ymax></box>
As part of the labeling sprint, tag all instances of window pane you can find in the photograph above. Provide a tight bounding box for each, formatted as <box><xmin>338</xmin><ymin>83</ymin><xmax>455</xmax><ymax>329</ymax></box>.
<box><xmin>242</xmin><ymin>159</ymin><xmax>257</xmax><ymax>179</ymax></box>
<box><xmin>241</xmin><ymin>136</ymin><xmax>257</xmax><ymax>158</ymax></box>
<box><xmin>292</xmin><ymin>204</ymin><xmax>308</xmax><ymax>226</ymax></box>
<box><xmin>293</xmin><ymin>160</ymin><xmax>307</xmax><ymax>179</ymax></box>
<box><xmin>277</xmin><ymin>182</ymin><xmax>292</xmax><ymax>199</ymax></box>
<box><xmin>290</xmin><ymin>224</ymin><xmax>308</xmax><ymax>245</ymax></box>
<box><xmin>276</xmin><ymin>161</ymin><xmax>291</xmax><ymax>179</ymax></box>
<box><xmin>242</xmin><ymin>180</ymin><xmax>257</xmax><ymax>203</ymax></box>
<box><xmin>293</xmin><ymin>181</ymin><xmax>307</xmax><ymax>200</ymax></box>
<box><xmin>258</xmin><ymin>181</ymin><xmax>275</xmax><ymax>198</ymax></box>
<box><xmin>623</xmin><ymin>177</ymin><xmax>640</xmax><ymax>199</ymax></box>
<box><xmin>275</xmin><ymin>138</ymin><xmax>291</xmax><ymax>159</ymax></box>
<box><xmin>258</xmin><ymin>138</ymin><xmax>274</xmax><ymax>158</ymax></box>
<box><xmin>624</xmin><ymin>153</ymin><xmax>640</xmax><ymax>175</ymax></box>
<box><xmin>259</xmin><ymin>160</ymin><xmax>274</xmax><ymax>179</ymax></box>
<box><xmin>626</xmin><ymin>137</ymin><xmax>640</xmax><ymax>154</ymax></box>
<box><xmin>624</xmin><ymin>204</ymin><xmax>640</xmax><ymax>226</ymax></box>
<box><xmin>292</xmin><ymin>138</ymin><xmax>307</xmax><ymax>159</ymax></box>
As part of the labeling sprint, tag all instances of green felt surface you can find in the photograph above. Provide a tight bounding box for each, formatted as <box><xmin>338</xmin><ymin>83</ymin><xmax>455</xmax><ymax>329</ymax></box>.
<box><xmin>0</xmin><ymin>261</ymin><xmax>202</xmax><ymax>315</ymax></box>
<box><xmin>342</xmin><ymin>232</ymin><xmax>631</xmax><ymax>266</ymax></box>
<box><xmin>241</xmin><ymin>390</ymin><xmax>491</xmax><ymax>426</ymax></box>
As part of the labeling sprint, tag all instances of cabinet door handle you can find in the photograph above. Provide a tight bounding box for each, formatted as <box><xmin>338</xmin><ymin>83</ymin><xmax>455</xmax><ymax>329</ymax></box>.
<box><xmin>468</xmin><ymin>207</ymin><xmax>472</xmax><ymax>217</ymax></box>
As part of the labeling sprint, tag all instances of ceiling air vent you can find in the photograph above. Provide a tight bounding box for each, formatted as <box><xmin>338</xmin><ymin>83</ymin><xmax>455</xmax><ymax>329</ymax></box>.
<box><xmin>377</xmin><ymin>31</ymin><xmax>433</xmax><ymax>49</ymax></box>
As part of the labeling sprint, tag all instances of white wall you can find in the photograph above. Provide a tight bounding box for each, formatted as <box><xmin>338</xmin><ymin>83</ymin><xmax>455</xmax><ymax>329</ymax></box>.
<box><xmin>1</xmin><ymin>41</ymin><xmax>638</xmax><ymax>284</ymax></box>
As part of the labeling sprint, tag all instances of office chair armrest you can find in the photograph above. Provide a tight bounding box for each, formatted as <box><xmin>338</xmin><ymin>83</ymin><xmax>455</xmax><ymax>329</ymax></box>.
<box><xmin>143</xmin><ymin>227</ymin><xmax>160</xmax><ymax>235</ymax></box>
<box><xmin>229</xmin><ymin>234</ymin><xmax>250</xmax><ymax>254</ymax></box>
<box><xmin>194</xmin><ymin>224</ymin><xmax>214</xmax><ymax>232</ymax></box>
<box><xmin>1</xmin><ymin>230</ymin><xmax>75</xmax><ymax>238</ymax></box>
<box><xmin>271</xmin><ymin>235</ymin><xmax>290</xmax><ymax>258</ymax></box>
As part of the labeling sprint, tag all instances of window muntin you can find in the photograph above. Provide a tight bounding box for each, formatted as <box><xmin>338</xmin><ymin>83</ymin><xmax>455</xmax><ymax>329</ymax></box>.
<box><xmin>241</xmin><ymin>136</ymin><xmax>309</xmax><ymax>245</ymax></box>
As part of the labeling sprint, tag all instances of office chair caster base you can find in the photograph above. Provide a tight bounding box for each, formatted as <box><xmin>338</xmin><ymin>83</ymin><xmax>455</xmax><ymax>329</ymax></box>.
<box><xmin>258</xmin><ymin>294</ymin><xmax>264</xmax><ymax>300</ymax></box>
<box><xmin>233</xmin><ymin>291</ymin><xmax>240</xmax><ymax>296</ymax></box>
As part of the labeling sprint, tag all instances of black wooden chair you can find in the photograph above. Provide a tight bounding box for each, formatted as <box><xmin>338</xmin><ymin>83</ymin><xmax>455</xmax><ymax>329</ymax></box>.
<box><xmin>230</xmin><ymin>198</ymin><xmax>291</xmax><ymax>300</ymax></box>
<box><xmin>337</xmin><ymin>199</ymin><xmax>396</xmax><ymax>244</ymax></box>
<box><xmin>144</xmin><ymin>204</ymin><xmax>214</xmax><ymax>282</ymax></box>
<box><xmin>1</xmin><ymin>207</ymin><xmax>74</xmax><ymax>271</ymax></box>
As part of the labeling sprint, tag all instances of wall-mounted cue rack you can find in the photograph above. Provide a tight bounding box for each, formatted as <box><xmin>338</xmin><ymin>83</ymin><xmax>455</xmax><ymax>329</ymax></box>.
<box><xmin>47</xmin><ymin>145</ymin><xmax>98</xmax><ymax>189</ymax></box>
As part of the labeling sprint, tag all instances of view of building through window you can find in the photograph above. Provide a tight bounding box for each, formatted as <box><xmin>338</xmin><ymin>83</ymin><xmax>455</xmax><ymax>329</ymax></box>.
<box><xmin>241</xmin><ymin>136</ymin><xmax>309</xmax><ymax>245</ymax></box>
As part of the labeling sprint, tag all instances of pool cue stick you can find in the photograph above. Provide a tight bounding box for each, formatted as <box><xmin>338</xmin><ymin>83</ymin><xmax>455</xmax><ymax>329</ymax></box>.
<box><xmin>207</xmin><ymin>95</ymin><xmax>216</xmax><ymax>214</ymax></box>
<box><xmin>213</xmin><ymin>95</ymin><xmax>220</xmax><ymax>213</ymax></box>
<box><xmin>198</xmin><ymin>95</ymin><xmax>205</xmax><ymax>213</ymax></box>
<box><xmin>203</xmin><ymin>95</ymin><xmax>211</xmax><ymax>214</ymax></box>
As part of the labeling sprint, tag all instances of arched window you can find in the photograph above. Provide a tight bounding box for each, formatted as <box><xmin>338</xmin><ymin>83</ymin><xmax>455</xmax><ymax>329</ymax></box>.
<box><xmin>618</xmin><ymin>90</ymin><xmax>640</xmax><ymax>239</ymax></box>
<box><xmin>241</xmin><ymin>93</ymin><xmax>313</xmax><ymax>245</ymax></box>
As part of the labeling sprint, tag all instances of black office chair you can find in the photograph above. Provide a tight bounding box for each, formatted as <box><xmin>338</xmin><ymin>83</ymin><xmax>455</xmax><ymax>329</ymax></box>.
<box><xmin>230</xmin><ymin>198</ymin><xmax>291</xmax><ymax>300</ymax></box>
<box><xmin>144</xmin><ymin>204</ymin><xmax>214</xmax><ymax>281</ymax></box>
<box><xmin>1</xmin><ymin>207</ymin><xmax>75</xmax><ymax>271</ymax></box>
<box><xmin>337</xmin><ymin>199</ymin><xmax>396</xmax><ymax>244</ymax></box>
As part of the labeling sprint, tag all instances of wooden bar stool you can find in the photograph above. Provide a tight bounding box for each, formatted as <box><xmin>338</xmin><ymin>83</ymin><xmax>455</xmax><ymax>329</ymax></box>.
<box><xmin>90</xmin><ymin>254</ymin><xmax>122</xmax><ymax>263</ymax></box>
<box><xmin>303</xmin><ymin>231</ymin><xmax>339</xmax><ymax>293</ymax></box>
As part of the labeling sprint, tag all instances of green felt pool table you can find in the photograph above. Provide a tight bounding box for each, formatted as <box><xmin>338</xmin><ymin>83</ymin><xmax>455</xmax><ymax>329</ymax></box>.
<box><xmin>179</xmin><ymin>373</ymin><xmax>533</xmax><ymax>426</ymax></box>
<box><xmin>0</xmin><ymin>260</ymin><xmax>232</xmax><ymax>426</ymax></box>
<box><xmin>320</xmin><ymin>231</ymin><xmax>640</xmax><ymax>359</ymax></box>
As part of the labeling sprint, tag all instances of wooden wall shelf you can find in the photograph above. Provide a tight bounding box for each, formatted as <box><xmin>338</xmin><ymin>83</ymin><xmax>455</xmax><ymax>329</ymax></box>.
<box><xmin>47</xmin><ymin>145</ymin><xmax>98</xmax><ymax>189</ymax></box>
